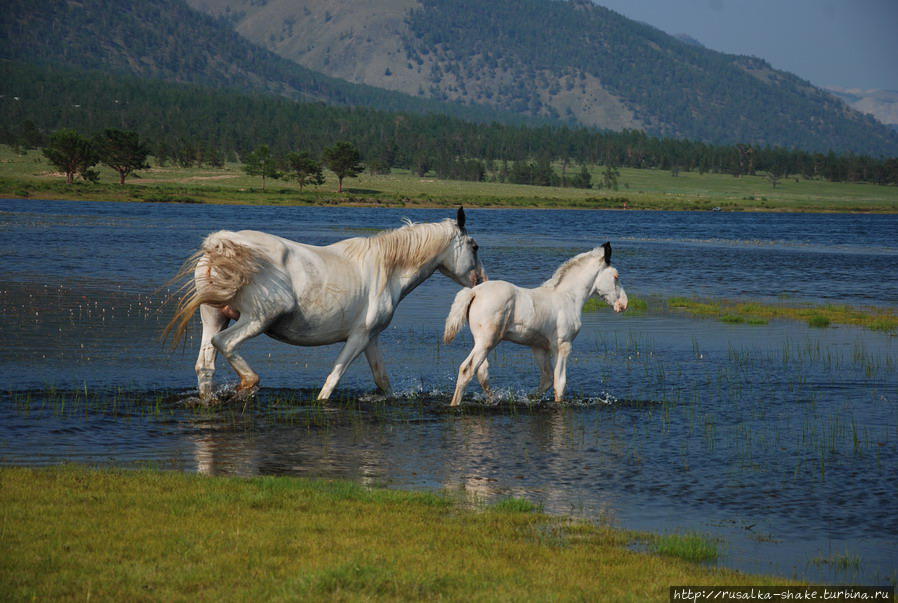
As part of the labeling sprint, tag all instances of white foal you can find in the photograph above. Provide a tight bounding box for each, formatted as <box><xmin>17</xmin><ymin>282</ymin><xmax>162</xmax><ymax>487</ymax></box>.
<box><xmin>443</xmin><ymin>242</ymin><xmax>627</xmax><ymax>406</ymax></box>
<box><xmin>166</xmin><ymin>208</ymin><xmax>485</xmax><ymax>402</ymax></box>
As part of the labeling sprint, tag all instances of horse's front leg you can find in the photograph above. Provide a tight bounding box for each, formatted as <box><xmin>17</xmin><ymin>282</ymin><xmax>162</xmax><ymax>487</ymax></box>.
<box><xmin>531</xmin><ymin>347</ymin><xmax>553</xmax><ymax>397</ymax></box>
<box><xmin>211</xmin><ymin>315</ymin><xmax>269</xmax><ymax>393</ymax></box>
<box><xmin>195</xmin><ymin>304</ymin><xmax>229</xmax><ymax>400</ymax></box>
<box><xmin>318</xmin><ymin>332</ymin><xmax>371</xmax><ymax>400</ymax></box>
<box><xmin>364</xmin><ymin>336</ymin><xmax>392</xmax><ymax>395</ymax></box>
<box><xmin>552</xmin><ymin>341</ymin><xmax>572</xmax><ymax>402</ymax></box>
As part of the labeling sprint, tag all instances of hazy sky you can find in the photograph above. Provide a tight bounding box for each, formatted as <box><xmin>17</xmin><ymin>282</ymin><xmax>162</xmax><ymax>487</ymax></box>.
<box><xmin>593</xmin><ymin>0</ymin><xmax>898</xmax><ymax>91</ymax></box>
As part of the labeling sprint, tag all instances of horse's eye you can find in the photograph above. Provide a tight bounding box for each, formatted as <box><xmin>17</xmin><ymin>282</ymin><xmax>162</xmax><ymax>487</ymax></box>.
<box><xmin>472</xmin><ymin>242</ymin><xmax>479</xmax><ymax>252</ymax></box>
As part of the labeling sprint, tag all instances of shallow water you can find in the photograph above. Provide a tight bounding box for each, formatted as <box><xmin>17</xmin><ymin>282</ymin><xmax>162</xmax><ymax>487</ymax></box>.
<box><xmin>1</xmin><ymin>198</ymin><xmax>896</xmax><ymax>584</ymax></box>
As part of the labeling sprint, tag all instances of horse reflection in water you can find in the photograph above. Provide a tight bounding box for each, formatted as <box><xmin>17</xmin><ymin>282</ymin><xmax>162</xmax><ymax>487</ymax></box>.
<box><xmin>167</xmin><ymin>208</ymin><xmax>485</xmax><ymax>402</ymax></box>
<box><xmin>444</xmin><ymin>242</ymin><xmax>627</xmax><ymax>405</ymax></box>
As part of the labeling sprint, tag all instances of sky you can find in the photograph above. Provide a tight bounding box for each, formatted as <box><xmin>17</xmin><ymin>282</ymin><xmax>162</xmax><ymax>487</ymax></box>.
<box><xmin>593</xmin><ymin>0</ymin><xmax>898</xmax><ymax>91</ymax></box>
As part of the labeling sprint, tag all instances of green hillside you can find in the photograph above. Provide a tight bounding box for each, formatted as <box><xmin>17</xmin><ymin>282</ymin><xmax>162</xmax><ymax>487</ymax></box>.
<box><xmin>189</xmin><ymin>0</ymin><xmax>898</xmax><ymax>155</ymax></box>
<box><xmin>0</xmin><ymin>0</ymin><xmax>538</xmax><ymax>126</ymax></box>
<box><xmin>3</xmin><ymin>60</ymin><xmax>897</xmax><ymax>190</ymax></box>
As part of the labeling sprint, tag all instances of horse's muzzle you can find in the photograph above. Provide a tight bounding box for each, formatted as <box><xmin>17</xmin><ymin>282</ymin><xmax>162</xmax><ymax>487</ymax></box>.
<box><xmin>472</xmin><ymin>268</ymin><xmax>487</xmax><ymax>287</ymax></box>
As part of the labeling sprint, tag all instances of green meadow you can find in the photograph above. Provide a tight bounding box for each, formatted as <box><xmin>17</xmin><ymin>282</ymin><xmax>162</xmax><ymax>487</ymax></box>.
<box><xmin>0</xmin><ymin>465</ymin><xmax>790</xmax><ymax>600</ymax></box>
<box><xmin>2</xmin><ymin>144</ymin><xmax>897</xmax><ymax>212</ymax></box>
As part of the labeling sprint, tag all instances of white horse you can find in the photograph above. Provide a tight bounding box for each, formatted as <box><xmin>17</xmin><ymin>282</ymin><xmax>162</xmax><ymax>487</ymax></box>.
<box><xmin>167</xmin><ymin>208</ymin><xmax>485</xmax><ymax>401</ymax></box>
<box><xmin>443</xmin><ymin>242</ymin><xmax>627</xmax><ymax>406</ymax></box>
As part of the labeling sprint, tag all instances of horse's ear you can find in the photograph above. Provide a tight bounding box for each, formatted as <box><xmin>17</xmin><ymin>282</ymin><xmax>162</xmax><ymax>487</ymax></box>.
<box><xmin>602</xmin><ymin>241</ymin><xmax>612</xmax><ymax>264</ymax></box>
<box><xmin>456</xmin><ymin>206</ymin><xmax>466</xmax><ymax>232</ymax></box>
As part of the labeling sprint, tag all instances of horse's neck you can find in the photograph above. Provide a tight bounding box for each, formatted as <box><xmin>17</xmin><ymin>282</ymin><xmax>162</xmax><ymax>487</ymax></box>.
<box><xmin>552</xmin><ymin>261</ymin><xmax>598</xmax><ymax>309</ymax></box>
<box><xmin>395</xmin><ymin>259</ymin><xmax>440</xmax><ymax>300</ymax></box>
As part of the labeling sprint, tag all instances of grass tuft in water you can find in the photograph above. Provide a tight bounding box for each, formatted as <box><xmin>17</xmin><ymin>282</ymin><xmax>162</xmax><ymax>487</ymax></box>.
<box><xmin>810</xmin><ymin>551</ymin><xmax>861</xmax><ymax>570</ymax></box>
<box><xmin>807</xmin><ymin>315</ymin><xmax>831</xmax><ymax>328</ymax></box>
<box><xmin>491</xmin><ymin>496</ymin><xmax>542</xmax><ymax>513</ymax></box>
<box><xmin>654</xmin><ymin>532</ymin><xmax>719</xmax><ymax>563</ymax></box>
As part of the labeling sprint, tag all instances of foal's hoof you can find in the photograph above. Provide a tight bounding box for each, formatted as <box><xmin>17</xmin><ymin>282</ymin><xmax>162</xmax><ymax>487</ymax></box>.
<box><xmin>233</xmin><ymin>385</ymin><xmax>259</xmax><ymax>401</ymax></box>
<box><xmin>359</xmin><ymin>393</ymin><xmax>388</xmax><ymax>403</ymax></box>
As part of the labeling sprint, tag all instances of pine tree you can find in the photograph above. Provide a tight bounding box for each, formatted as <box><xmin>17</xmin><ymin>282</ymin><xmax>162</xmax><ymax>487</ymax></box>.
<box><xmin>243</xmin><ymin>145</ymin><xmax>281</xmax><ymax>190</ymax></box>
<box><xmin>42</xmin><ymin>129</ymin><xmax>98</xmax><ymax>184</ymax></box>
<box><xmin>323</xmin><ymin>142</ymin><xmax>363</xmax><ymax>193</ymax></box>
<box><xmin>94</xmin><ymin>129</ymin><xmax>150</xmax><ymax>185</ymax></box>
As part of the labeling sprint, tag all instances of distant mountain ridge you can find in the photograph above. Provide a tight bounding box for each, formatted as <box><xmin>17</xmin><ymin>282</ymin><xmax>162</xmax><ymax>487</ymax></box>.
<box><xmin>0</xmin><ymin>0</ymin><xmax>542</xmax><ymax>126</ymax></box>
<box><xmin>824</xmin><ymin>86</ymin><xmax>898</xmax><ymax>126</ymax></box>
<box><xmin>188</xmin><ymin>0</ymin><xmax>898</xmax><ymax>155</ymax></box>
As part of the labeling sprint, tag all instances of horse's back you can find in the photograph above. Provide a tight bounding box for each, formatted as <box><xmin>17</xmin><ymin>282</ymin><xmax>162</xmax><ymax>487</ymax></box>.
<box><xmin>469</xmin><ymin>281</ymin><xmax>555</xmax><ymax>348</ymax></box>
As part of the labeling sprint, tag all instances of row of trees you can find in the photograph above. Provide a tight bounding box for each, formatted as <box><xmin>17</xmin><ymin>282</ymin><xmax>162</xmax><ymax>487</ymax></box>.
<box><xmin>42</xmin><ymin>128</ymin><xmax>149</xmax><ymax>185</ymax></box>
<box><xmin>38</xmin><ymin>126</ymin><xmax>368</xmax><ymax>193</ymax></box>
<box><xmin>242</xmin><ymin>142</ymin><xmax>363</xmax><ymax>192</ymax></box>
<box><xmin>6</xmin><ymin>62</ymin><xmax>898</xmax><ymax>188</ymax></box>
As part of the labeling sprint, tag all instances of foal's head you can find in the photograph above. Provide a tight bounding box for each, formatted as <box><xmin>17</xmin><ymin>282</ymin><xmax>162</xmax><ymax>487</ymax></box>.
<box><xmin>592</xmin><ymin>242</ymin><xmax>628</xmax><ymax>313</ymax></box>
<box><xmin>439</xmin><ymin>207</ymin><xmax>486</xmax><ymax>287</ymax></box>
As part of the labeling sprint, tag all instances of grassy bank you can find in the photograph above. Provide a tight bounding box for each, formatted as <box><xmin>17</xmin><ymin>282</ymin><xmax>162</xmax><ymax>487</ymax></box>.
<box><xmin>3</xmin><ymin>145</ymin><xmax>897</xmax><ymax>212</ymax></box>
<box><xmin>0</xmin><ymin>466</ymin><xmax>788</xmax><ymax>600</ymax></box>
<box><xmin>665</xmin><ymin>297</ymin><xmax>898</xmax><ymax>333</ymax></box>
<box><xmin>584</xmin><ymin>294</ymin><xmax>898</xmax><ymax>334</ymax></box>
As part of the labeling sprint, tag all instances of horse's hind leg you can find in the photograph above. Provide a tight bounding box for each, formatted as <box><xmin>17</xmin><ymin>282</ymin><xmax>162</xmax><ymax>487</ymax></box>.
<box><xmin>195</xmin><ymin>304</ymin><xmax>229</xmax><ymax>399</ymax></box>
<box><xmin>476</xmin><ymin>358</ymin><xmax>492</xmax><ymax>401</ymax></box>
<box><xmin>450</xmin><ymin>338</ymin><xmax>496</xmax><ymax>406</ymax></box>
<box><xmin>211</xmin><ymin>314</ymin><xmax>268</xmax><ymax>393</ymax></box>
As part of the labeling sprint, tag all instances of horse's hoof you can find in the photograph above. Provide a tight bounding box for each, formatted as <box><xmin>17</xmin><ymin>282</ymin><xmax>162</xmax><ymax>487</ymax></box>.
<box><xmin>359</xmin><ymin>393</ymin><xmax>388</xmax><ymax>403</ymax></box>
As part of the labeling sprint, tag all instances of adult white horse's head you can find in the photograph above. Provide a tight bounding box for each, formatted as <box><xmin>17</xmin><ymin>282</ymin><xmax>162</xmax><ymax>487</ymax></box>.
<box><xmin>592</xmin><ymin>242</ymin><xmax>628</xmax><ymax>312</ymax></box>
<box><xmin>439</xmin><ymin>207</ymin><xmax>487</xmax><ymax>287</ymax></box>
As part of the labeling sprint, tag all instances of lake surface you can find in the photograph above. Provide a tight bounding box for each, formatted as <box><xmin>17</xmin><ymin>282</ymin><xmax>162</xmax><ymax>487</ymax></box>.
<box><xmin>1</xmin><ymin>198</ymin><xmax>896</xmax><ymax>585</ymax></box>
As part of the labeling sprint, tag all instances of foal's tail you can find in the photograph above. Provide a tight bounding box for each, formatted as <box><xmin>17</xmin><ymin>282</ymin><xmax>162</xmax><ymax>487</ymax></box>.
<box><xmin>443</xmin><ymin>287</ymin><xmax>476</xmax><ymax>343</ymax></box>
<box><xmin>163</xmin><ymin>231</ymin><xmax>261</xmax><ymax>346</ymax></box>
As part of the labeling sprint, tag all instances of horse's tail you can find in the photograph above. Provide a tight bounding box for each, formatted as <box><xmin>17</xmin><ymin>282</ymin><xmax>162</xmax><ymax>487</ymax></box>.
<box><xmin>443</xmin><ymin>287</ymin><xmax>476</xmax><ymax>343</ymax></box>
<box><xmin>163</xmin><ymin>231</ymin><xmax>261</xmax><ymax>347</ymax></box>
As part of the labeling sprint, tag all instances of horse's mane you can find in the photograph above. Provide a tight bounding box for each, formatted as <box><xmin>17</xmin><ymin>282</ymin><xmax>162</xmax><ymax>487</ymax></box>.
<box><xmin>342</xmin><ymin>218</ymin><xmax>458</xmax><ymax>274</ymax></box>
<box><xmin>542</xmin><ymin>248</ymin><xmax>603</xmax><ymax>288</ymax></box>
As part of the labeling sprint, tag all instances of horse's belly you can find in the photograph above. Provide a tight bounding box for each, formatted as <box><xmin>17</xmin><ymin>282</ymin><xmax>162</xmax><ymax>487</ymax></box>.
<box><xmin>505</xmin><ymin>327</ymin><xmax>551</xmax><ymax>350</ymax></box>
<box><xmin>265</xmin><ymin>312</ymin><xmax>352</xmax><ymax>346</ymax></box>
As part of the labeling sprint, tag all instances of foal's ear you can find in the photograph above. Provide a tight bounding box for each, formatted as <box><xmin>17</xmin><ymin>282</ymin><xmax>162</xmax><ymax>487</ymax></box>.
<box><xmin>456</xmin><ymin>206</ymin><xmax>467</xmax><ymax>232</ymax></box>
<box><xmin>602</xmin><ymin>241</ymin><xmax>612</xmax><ymax>264</ymax></box>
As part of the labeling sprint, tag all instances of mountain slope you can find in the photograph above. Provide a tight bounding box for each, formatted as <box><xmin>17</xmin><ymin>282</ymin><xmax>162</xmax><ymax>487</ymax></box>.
<box><xmin>188</xmin><ymin>0</ymin><xmax>898</xmax><ymax>155</ymax></box>
<box><xmin>825</xmin><ymin>87</ymin><xmax>898</xmax><ymax>127</ymax></box>
<box><xmin>0</xmin><ymin>0</ymin><xmax>541</xmax><ymax>125</ymax></box>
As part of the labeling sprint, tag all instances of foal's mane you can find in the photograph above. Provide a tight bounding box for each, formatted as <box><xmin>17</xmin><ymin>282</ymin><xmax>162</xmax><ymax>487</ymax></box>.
<box><xmin>342</xmin><ymin>218</ymin><xmax>459</xmax><ymax>274</ymax></box>
<box><xmin>541</xmin><ymin>248</ymin><xmax>604</xmax><ymax>288</ymax></box>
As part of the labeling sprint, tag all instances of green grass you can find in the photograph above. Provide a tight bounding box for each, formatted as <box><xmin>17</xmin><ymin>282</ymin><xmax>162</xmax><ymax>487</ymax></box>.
<box><xmin>584</xmin><ymin>294</ymin><xmax>648</xmax><ymax>314</ymax></box>
<box><xmin>0</xmin><ymin>466</ymin><xmax>792</xmax><ymax>600</ymax></box>
<box><xmin>807</xmin><ymin>315</ymin><xmax>832</xmax><ymax>328</ymax></box>
<box><xmin>654</xmin><ymin>533</ymin><xmax>720</xmax><ymax>563</ymax></box>
<box><xmin>3</xmin><ymin>145</ymin><xmax>897</xmax><ymax>212</ymax></box>
<box><xmin>491</xmin><ymin>496</ymin><xmax>542</xmax><ymax>513</ymax></box>
<box><xmin>664</xmin><ymin>297</ymin><xmax>897</xmax><ymax>333</ymax></box>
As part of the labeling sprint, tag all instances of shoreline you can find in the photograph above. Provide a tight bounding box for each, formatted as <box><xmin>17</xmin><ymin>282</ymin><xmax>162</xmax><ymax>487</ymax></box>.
<box><xmin>4</xmin><ymin>190</ymin><xmax>898</xmax><ymax>214</ymax></box>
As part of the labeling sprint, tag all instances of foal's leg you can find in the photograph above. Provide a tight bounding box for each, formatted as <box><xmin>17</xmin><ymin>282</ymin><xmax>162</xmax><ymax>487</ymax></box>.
<box><xmin>531</xmin><ymin>347</ymin><xmax>554</xmax><ymax>397</ymax></box>
<box><xmin>211</xmin><ymin>314</ymin><xmax>269</xmax><ymax>393</ymax></box>
<box><xmin>450</xmin><ymin>332</ymin><xmax>499</xmax><ymax>407</ymax></box>
<box><xmin>195</xmin><ymin>304</ymin><xmax>229</xmax><ymax>399</ymax></box>
<box><xmin>318</xmin><ymin>332</ymin><xmax>370</xmax><ymax>400</ymax></box>
<box><xmin>476</xmin><ymin>358</ymin><xmax>492</xmax><ymax>401</ymax></box>
<box><xmin>552</xmin><ymin>341</ymin><xmax>573</xmax><ymax>402</ymax></box>
<box><xmin>364</xmin><ymin>336</ymin><xmax>392</xmax><ymax>395</ymax></box>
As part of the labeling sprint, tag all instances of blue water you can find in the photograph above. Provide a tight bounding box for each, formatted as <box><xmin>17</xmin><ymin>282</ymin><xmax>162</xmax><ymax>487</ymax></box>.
<box><xmin>1</xmin><ymin>198</ymin><xmax>896</xmax><ymax>585</ymax></box>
